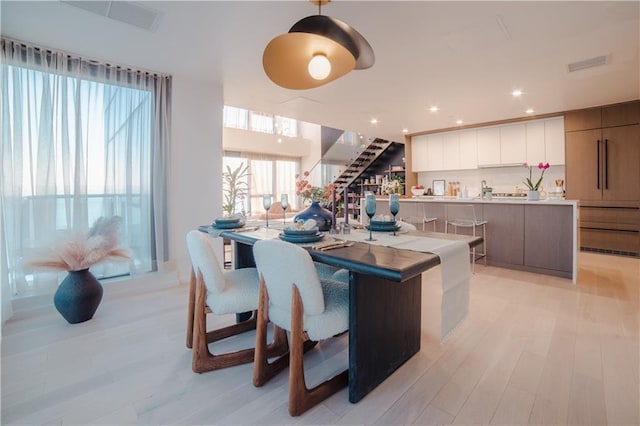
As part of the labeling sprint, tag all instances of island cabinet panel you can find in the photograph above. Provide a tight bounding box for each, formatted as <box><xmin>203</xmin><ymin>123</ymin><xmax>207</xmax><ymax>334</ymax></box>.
<box><xmin>524</xmin><ymin>205</ymin><xmax>574</xmax><ymax>273</ymax></box>
<box><xmin>483</xmin><ymin>204</ymin><xmax>524</xmax><ymax>266</ymax></box>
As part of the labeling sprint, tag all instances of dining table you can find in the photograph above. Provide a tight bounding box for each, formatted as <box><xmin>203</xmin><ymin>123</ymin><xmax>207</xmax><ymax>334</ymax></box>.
<box><xmin>213</xmin><ymin>222</ymin><xmax>483</xmax><ymax>403</ymax></box>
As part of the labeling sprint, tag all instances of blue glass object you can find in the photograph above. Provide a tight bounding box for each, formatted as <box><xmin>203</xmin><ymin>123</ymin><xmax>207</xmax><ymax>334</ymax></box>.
<box><xmin>293</xmin><ymin>200</ymin><xmax>333</xmax><ymax>231</ymax></box>
<box><xmin>364</xmin><ymin>194</ymin><xmax>377</xmax><ymax>241</ymax></box>
<box><xmin>389</xmin><ymin>194</ymin><xmax>400</xmax><ymax>236</ymax></box>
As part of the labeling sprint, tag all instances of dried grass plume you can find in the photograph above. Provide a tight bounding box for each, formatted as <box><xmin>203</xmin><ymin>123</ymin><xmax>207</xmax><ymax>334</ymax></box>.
<box><xmin>26</xmin><ymin>216</ymin><xmax>131</xmax><ymax>272</ymax></box>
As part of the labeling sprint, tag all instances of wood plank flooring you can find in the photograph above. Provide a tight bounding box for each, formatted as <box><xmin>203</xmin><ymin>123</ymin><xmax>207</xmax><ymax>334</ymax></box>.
<box><xmin>2</xmin><ymin>252</ymin><xmax>638</xmax><ymax>425</ymax></box>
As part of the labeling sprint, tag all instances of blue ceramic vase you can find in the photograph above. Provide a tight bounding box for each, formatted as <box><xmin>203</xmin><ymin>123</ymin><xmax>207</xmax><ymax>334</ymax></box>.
<box><xmin>294</xmin><ymin>200</ymin><xmax>333</xmax><ymax>231</ymax></box>
<box><xmin>54</xmin><ymin>269</ymin><xmax>103</xmax><ymax>324</ymax></box>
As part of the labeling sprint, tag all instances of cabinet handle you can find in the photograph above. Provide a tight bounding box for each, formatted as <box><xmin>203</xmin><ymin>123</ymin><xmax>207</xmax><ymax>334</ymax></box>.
<box><xmin>596</xmin><ymin>139</ymin><xmax>601</xmax><ymax>189</ymax></box>
<box><xmin>604</xmin><ymin>139</ymin><xmax>609</xmax><ymax>190</ymax></box>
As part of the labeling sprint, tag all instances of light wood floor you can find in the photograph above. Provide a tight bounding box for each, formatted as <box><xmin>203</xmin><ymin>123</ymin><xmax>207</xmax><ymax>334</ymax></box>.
<box><xmin>2</xmin><ymin>252</ymin><xmax>638</xmax><ymax>425</ymax></box>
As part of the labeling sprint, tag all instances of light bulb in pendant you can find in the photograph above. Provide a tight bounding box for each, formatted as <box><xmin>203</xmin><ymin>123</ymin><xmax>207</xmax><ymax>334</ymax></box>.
<box><xmin>308</xmin><ymin>54</ymin><xmax>331</xmax><ymax>80</ymax></box>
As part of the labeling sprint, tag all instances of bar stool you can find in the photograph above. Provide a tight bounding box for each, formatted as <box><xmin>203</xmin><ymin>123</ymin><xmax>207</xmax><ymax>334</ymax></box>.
<box><xmin>403</xmin><ymin>204</ymin><xmax>437</xmax><ymax>232</ymax></box>
<box><xmin>445</xmin><ymin>204</ymin><xmax>487</xmax><ymax>271</ymax></box>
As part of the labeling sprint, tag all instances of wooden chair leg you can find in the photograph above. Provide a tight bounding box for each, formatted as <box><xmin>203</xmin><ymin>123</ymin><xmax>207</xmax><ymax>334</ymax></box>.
<box><xmin>253</xmin><ymin>278</ymin><xmax>316</xmax><ymax>387</ymax></box>
<box><xmin>288</xmin><ymin>285</ymin><xmax>348</xmax><ymax>417</ymax></box>
<box><xmin>253</xmin><ymin>278</ymin><xmax>290</xmax><ymax>386</ymax></box>
<box><xmin>191</xmin><ymin>270</ymin><xmax>256</xmax><ymax>373</ymax></box>
<box><xmin>186</xmin><ymin>268</ymin><xmax>196</xmax><ymax>349</ymax></box>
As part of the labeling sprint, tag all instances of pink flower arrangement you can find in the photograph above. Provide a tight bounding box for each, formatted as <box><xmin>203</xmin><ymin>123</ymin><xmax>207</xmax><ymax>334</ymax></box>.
<box><xmin>295</xmin><ymin>171</ymin><xmax>341</xmax><ymax>207</ymax></box>
<box><xmin>523</xmin><ymin>162</ymin><xmax>550</xmax><ymax>191</ymax></box>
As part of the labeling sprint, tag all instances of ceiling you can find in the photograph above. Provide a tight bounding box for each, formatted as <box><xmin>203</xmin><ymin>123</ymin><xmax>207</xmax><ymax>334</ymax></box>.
<box><xmin>1</xmin><ymin>1</ymin><xmax>639</xmax><ymax>143</ymax></box>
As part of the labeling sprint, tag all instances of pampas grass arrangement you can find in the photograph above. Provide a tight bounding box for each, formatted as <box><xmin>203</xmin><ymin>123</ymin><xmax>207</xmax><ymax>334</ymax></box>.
<box><xmin>27</xmin><ymin>216</ymin><xmax>131</xmax><ymax>272</ymax></box>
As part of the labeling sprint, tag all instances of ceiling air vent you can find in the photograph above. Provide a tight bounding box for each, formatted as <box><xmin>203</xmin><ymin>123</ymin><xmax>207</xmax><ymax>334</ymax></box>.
<box><xmin>62</xmin><ymin>1</ymin><xmax>161</xmax><ymax>32</ymax></box>
<box><xmin>567</xmin><ymin>55</ymin><xmax>609</xmax><ymax>73</ymax></box>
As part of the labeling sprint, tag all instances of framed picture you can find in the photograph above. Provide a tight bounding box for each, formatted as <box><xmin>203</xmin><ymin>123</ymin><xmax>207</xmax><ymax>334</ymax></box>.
<box><xmin>433</xmin><ymin>179</ymin><xmax>445</xmax><ymax>196</ymax></box>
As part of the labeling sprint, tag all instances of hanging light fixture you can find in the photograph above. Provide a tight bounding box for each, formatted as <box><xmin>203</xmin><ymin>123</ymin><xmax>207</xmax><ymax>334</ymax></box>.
<box><xmin>263</xmin><ymin>0</ymin><xmax>375</xmax><ymax>90</ymax></box>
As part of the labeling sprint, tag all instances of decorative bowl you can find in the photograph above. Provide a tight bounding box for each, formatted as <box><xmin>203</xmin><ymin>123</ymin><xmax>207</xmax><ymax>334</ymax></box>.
<box><xmin>411</xmin><ymin>188</ymin><xmax>425</xmax><ymax>196</ymax></box>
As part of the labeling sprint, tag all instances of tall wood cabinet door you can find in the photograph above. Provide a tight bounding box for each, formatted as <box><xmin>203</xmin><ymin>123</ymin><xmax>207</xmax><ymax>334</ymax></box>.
<box><xmin>565</xmin><ymin>129</ymin><xmax>602</xmax><ymax>201</ymax></box>
<box><xmin>602</xmin><ymin>124</ymin><xmax>640</xmax><ymax>201</ymax></box>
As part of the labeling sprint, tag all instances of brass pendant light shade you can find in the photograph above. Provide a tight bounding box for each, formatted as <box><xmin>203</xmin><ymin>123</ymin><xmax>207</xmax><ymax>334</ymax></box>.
<box><xmin>263</xmin><ymin>2</ymin><xmax>374</xmax><ymax>90</ymax></box>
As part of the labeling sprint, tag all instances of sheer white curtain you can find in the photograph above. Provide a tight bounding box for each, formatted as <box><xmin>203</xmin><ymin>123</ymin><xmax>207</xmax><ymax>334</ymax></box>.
<box><xmin>0</xmin><ymin>38</ymin><xmax>171</xmax><ymax>322</ymax></box>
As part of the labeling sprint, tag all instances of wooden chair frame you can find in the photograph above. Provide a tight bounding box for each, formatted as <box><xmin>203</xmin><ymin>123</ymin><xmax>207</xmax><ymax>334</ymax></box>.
<box><xmin>253</xmin><ymin>278</ymin><xmax>348</xmax><ymax>417</ymax></box>
<box><xmin>186</xmin><ymin>267</ymin><xmax>287</xmax><ymax>374</ymax></box>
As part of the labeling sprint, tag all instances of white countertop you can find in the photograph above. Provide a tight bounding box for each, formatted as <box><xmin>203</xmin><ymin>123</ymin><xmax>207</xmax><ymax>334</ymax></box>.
<box><xmin>371</xmin><ymin>196</ymin><xmax>578</xmax><ymax>207</ymax></box>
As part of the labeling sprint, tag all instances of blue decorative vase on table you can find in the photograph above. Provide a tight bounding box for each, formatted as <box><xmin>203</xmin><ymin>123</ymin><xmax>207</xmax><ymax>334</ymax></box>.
<box><xmin>294</xmin><ymin>201</ymin><xmax>333</xmax><ymax>231</ymax></box>
<box><xmin>54</xmin><ymin>269</ymin><xmax>103</xmax><ymax>324</ymax></box>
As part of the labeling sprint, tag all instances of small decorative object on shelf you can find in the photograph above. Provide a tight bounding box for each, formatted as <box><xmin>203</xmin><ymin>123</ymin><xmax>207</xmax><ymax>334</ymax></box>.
<box><xmin>25</xmin><ymin>216</ymin><xmax>131</xmax><ymax>323</ymax></box>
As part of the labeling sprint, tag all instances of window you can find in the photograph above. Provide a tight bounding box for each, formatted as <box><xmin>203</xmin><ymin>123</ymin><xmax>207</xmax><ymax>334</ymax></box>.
<box><xmin>223</xmin><ymin>155</ymin><xmax>299</xmax><ymax>216</ymax></box>
<box><xmin>1</xmin><ymin>38</ymin><xmax>170</xmax><ymax>307</ymax></box>
<box><xmin>223</xmin><ymin>105</ymin><xmax>299</xmax><ymax>138</ymax></box>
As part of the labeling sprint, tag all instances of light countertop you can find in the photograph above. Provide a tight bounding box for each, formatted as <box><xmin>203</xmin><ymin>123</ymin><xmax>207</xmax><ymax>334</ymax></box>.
<box><xmin>371</xmin><ymin>196</ymin><xmax>578</xmax><ymax>207</ymax></box>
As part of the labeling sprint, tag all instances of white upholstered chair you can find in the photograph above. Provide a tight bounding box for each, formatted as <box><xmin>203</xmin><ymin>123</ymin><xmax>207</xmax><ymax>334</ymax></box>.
<box><xmin>252</xmin><ymin>239</ymin><xmax>349</xmax><ymax>416</ymax></box>
<box><xmin>185</xmin><ymin>230</ymin><xmax>262</xmax><ymax>373</ymax></box>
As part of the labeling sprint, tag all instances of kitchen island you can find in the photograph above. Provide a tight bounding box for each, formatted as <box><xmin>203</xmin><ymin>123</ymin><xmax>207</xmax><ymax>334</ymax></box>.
<box><xmin>366</xmin><ymin>196</ymin><xmax>579</xmax><ymax>282</ymax></box>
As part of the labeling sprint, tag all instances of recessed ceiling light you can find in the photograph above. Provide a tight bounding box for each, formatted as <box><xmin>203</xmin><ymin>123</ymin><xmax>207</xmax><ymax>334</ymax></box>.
<box><xmin>512</xmin><ymin>89</ymin><xmax>523</xmax><ymax>97</ymax></box>
<box><xmin>429</xmin><ymin>106</ymin><xmax>439</xmax><ymax>112</ymax></box>
<box><xmin>402</xmin><ymin>128</ymin><xmax>408</xmax><ymax>133</ymax></box>
<box><xmin>525</xmin><ymin>108</ymin><xmax>535</xmax><ymax>114</ymax></box>
<box><xmin>370</xmin><ymin>118</ymin><xmax>378</xmax><ymax>124</ymax></box>
<box><xmin>456</xmin><ymin>119</ymin><xmax>464</xmax><ymax>125</ymax></box>
<box><xmin>359</xmin><ymin>135</ymin><xmax>364</xmax><ymax>139</ymax></box>
<box><xmin>277</xmin><ymin>138</ymin><xmax>282</xmax><ymax>143</ymax></box>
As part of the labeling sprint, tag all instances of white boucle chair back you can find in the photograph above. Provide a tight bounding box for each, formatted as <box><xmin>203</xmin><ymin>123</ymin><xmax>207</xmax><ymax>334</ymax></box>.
<box><xmin>253</xmin><ymin>239</ymin><xmax>325</xmax><ymax>316</ymax></box>
<box><xmin>186</xmin><ymin>230</ymin><xmax>225</xmax><ymax>293</ymax></box>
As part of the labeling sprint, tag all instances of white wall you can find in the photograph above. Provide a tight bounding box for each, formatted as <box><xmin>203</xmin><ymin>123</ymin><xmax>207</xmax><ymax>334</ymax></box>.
<box><xmin>223</xmin><ymin>127</ymin><xmax>312</xmax><ymax>158</ymax></box>
<box><xmin>417</xmin><ymin>165</ymin><xmax>566</xmax><ymax>197</ymax></box>
<box><xmin>170</xmin><ymin>76</ymin><xmax>224</xmax><ymax>283</ymax></box>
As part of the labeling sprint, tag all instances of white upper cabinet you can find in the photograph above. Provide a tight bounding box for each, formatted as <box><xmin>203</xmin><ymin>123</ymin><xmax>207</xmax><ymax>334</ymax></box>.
<box><xmin>411</xmin><ymin>117</ymin><xmax>565</xmax><ymax>172</ymax></box>
<box><xmin>425</xmin><ymin>134</ymin><xmax>444</xmax><ymax>170</ymax></box>
<box><xmin>411</xmin><ymin>135</ymin><xmax>429</xmax><ymax>171</ymax></box>
<box><xmin>544</xmin><ymin>117</ymin><xmax>565</xmax><ymax>165</ymax></box>
<box><xmin>459</xmin><ymin>130</ymin><xmax>477</xmax><ymax>169</ymax></box>
<box><xmin>500</xmin><ymin>123</ymin><xmax>526</xmax><ymax>165</ymax></box>
<box><xmin>525</xmin><ymin>120</ymin><xmax>546</xmax><ymax>164</ymax></box>
<box><xmin>476</xmin><ymin>127</ymin><xmax>501</xmax><ymax>166</ymax></box>
<box><xmin>442</xmin><ymin>132</ymin><xmax>460</xmax><ymax>170</ymax></box>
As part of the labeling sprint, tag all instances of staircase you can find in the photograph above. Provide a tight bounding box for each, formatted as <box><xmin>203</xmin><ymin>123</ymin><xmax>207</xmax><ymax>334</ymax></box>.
<box><xmin>332</xmin><ymin>138</ymin><xmax>393</xmax><ymax>196</ymax></box>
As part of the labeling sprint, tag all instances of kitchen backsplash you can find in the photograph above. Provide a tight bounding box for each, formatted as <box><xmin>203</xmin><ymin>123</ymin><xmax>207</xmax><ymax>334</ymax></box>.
<box><xmin>417</xmin><ymin>165</ymin><xmax>566</xmax><ymax>197</ymax></box>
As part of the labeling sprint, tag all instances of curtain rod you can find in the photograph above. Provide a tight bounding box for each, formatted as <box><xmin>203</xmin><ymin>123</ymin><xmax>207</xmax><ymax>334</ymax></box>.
<box><xmin>1</xmin><ymin>36</ymin><xmax>171</xmax><ymax>79</ymax></box>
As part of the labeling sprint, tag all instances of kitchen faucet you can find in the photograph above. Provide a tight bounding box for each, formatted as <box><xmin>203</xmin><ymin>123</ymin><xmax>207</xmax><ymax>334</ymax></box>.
<box><xmin>480</xmin><ymin>180</ymin><xmax>487</xmax><ymax>198</ymax></box>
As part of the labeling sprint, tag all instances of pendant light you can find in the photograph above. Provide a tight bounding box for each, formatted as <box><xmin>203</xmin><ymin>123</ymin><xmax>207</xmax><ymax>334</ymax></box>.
<box><xmin>263</xmin><ymin>0</ymin><xmax>375</xmax><ymax>90</ymax></box>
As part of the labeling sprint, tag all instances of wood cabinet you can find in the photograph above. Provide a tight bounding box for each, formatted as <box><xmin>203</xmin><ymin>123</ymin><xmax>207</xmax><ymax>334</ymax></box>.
<box><xmin>566</xmin><ymin>104</ymin><xmax>640</xmax><ymax>202</ymax></box>
<box><xmin>565</xmin><ymin>100</ymin><xmax>640</xmax><ymax>256</ymax></box>
<box><xmin>524</xmin><ymin>205</ymin><xmax>574</xmax><ymax>273</ymax></box>
<box><xmin>483</xmin><ymin>204</ymin><xmax>524</xmax><ymax>266</ymax></box>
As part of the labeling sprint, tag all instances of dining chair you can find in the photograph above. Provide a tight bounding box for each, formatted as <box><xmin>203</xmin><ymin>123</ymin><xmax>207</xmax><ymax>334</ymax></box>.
<box><xmin>252</xmin><ymin>239</ymin><xmax>349</xmax><ymax>416</ymax></box>
<box><xmin>186</xmin><ymin>230</ymin><xmax>267</xmax><ymax>373</ymax></box>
